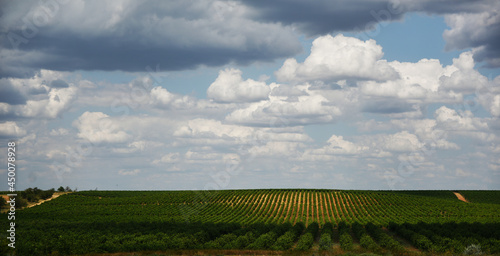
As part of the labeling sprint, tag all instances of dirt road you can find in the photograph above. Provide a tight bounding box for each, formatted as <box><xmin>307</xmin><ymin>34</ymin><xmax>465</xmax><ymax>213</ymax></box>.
<box><xmin>453</xmin><ymin>192</ymin><xmax>468</xmax><ymax>203</ymax></box>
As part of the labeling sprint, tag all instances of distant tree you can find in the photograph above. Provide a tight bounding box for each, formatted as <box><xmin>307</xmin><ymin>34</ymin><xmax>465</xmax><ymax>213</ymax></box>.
<box><xmin>40</xmin><ymin>188</ymin><xmax>55</xmax><ymax>200</ymax></box>
<box><xmin>65</xmin><ymin>186</ymin><xmax>72</xmax><ymax>192</ymax></box>
<box><xmin>58</xmin><ymin>186</ymin><xmax>65</xmax><ymax>192</ymax></box>
<box><xmin>16</xmin><ymin>198</ymin><xmax>28</xmax><ymax>209</ymax></box>
<box><xmin>20</xmin><ymin>187</ymin><xmax>56</xmax><ymax>203</ymax></box>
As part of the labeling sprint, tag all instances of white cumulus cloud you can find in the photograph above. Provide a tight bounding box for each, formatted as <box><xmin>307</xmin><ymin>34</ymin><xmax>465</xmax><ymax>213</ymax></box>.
<box><xmin>275</xmin><ymin>34</ymin><xmax>399</xmax><ymax>83</ymax></box>
<box><xmin>207</xmin><ymin>68</ymin><xmax>271</xmax><ymax>103</ymax></box>
<box><xmin>0</xmin><ymin>121</ymin><xmax>27</xmax><ymax>137</ymax></box>
<box><xmin>73</xmin><ymin>112</ymin><xmax>131</xmax><ymax>144</ymax></box>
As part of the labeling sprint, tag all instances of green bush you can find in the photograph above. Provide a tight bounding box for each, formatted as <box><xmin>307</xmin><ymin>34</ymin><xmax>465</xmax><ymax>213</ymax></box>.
<box><xmin>230</xmin><ymin>232</ymin><xmax>255</xmax><ymax>249</ymax></box>
<box><xmin>247</xmin><ymin>231</ymin><xmax>277</xmax><ymax>250</ymax></box>
<box><xmin>413</xmin><ymin>234</ymin><xmax>433</xmax><ymax>251</ymax></box>
<box><xmin>360</xmin><ymin>234</ymin><xmax>379</xmax><ymax>251</ymax></box>
<box><xmin>204</xmin><ymin>233</ymin><xmax>237</xmax><ymax>249</ymax></box>
<box><xmin>340</xmin><ymin>232</ymin><xmax>353</xmax><ymax>251</ymax></box>
<box><xmin>295</xmin><ymin>233</ymin><xmax>314</xmax><ymax>250</ymax></box>
<box><xmin>319</xmin><ymin>233</ymin><xmax>333</xmax><ymax>250</ymax></box>
<box><xmin>273</xmin><ymin>231</ymin><xmax>296</xmax><ymax>250</ymax></box>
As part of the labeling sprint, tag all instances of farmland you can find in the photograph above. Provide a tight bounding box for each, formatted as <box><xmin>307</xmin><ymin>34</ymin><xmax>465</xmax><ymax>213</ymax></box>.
<box><xmin>2</xmin><ymin>189</ymin><xmax>500</xmax><ymax>255</ymax></box>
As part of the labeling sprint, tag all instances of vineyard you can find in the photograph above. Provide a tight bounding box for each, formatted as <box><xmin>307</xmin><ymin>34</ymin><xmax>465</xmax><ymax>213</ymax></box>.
<box><xmin>2</xmin><ymin>189</ymin><xmax>499</xmax><ymax>255</ymax></box>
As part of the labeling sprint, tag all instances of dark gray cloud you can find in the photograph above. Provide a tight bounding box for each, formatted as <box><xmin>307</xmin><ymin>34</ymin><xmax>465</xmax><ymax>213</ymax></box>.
<box><xmin>401</xmin><ymin>0</ymin><xmax>496</xmax><ymax>14</ymax></box>
<box><xmin>0</xmin><ymin>0</ymin><xmax>301</xmax><ymax>78</ymax></box>
<box><xmin>0</xmin><ymin>79</ymin><xmax>26</xmax><ymax>105</ymax></box>
<box><xmin>242</xmin><ymin>0</ymin><xmax>496</xmax><ymax>35</ymax></box>
<box><xmin>1</xmin><ymin>0</ymin><xmax>499</xmax><ymax>79</ymax></box>
<box><xmin>241</xmin><ymin>0</ymin><xmax>405</xmax><ymax>36</ymax></box>
<box><xmin>442</xmin><ymin>8</ymin><xmax>500</xmax><ymax>68</ymax></box>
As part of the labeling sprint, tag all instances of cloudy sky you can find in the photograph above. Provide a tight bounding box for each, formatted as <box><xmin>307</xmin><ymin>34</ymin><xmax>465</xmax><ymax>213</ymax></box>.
<box><xmin>1</xmin><ymin>0</ymin><xmax>499</xmax><ymax>191</ymax></box>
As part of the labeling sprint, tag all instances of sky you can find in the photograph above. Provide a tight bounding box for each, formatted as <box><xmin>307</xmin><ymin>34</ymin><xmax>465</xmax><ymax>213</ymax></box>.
<box><xmin>0</xmin><ymin>0</ymin><xmax>500</xmax><ymax>191</ymax></box>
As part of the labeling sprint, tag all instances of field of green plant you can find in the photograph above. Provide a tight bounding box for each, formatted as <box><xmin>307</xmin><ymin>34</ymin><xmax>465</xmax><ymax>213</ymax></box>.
<box><xmin>2</xmin><ymin>189</ymin><xmax>499</xmax><ymax>255</ymax></box>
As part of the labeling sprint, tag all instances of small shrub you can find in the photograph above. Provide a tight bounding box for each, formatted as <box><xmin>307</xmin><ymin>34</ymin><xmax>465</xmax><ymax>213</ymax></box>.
<box><xmin>360</xmin><ymin>234</ymin><xmax>379</xmax><ymax>251</ymax></box>
<box><xmin>340</xmin><ymin>232</ymin><xmax>353</xmax><ymax>251</ymax></box>
<box><xmin>295</xmin><ymin>233</ymin><xmax>314</xmax><ymax>251</ymax></box>
<box><xmin>247</xmin><ymin>231</ymin><xmax>277</xmax><ymax>250</ymax></box>
<box><xmin>319</xmin><ymin>233</ymin><xmax>333</xmax><ymax>250</ymax></box>
<box><xmin>272</xmin><ymin>231</ymin><xmax>296</xmax><ymax>250</ymax></box>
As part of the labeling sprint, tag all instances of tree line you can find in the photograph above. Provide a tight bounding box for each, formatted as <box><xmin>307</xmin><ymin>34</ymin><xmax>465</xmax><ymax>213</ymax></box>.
<box><xmin>0</xmin><ymin>186</ymin><xmax>74</xmax><ymax>209</ymax></box>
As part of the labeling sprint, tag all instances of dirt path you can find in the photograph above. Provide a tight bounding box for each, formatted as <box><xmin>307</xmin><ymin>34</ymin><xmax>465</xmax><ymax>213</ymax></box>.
<box><xmin>453</xmin><ymin>192</ymin><xmax>469</xmax><ymax>203</ymax></box>
<box><xmin>27</xmin><ymin>192</ymin><xmax>71</xmax><ymax>208</ymax></box>
<box><xmin>1</xmin><ymin>195</ymin><xmax>10</xmax><ymax>202</ymax></box>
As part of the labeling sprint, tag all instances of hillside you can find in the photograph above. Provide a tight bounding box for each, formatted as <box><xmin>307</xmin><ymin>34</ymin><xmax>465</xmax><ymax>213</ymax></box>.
<box><xmin>3</xmin><ymin>189</ymin><xmax>500</xmax><ymax>255</ymax></box>
<box><xmin>29</xmin><ymin>189</ymin><xmax>498</xmax><ymax>225</ymax></box>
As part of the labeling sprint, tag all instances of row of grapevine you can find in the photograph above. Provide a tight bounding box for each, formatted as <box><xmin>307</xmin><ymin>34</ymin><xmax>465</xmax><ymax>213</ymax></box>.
<box><xmin>40</xmin><ymin>190</ymin><xmax>499</xmax><ymax>225</ymax></box>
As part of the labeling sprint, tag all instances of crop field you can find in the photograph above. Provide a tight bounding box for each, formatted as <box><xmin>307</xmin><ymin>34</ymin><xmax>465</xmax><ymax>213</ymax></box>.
<box><xmin>2</xmin><ymin>189</ymin><xmax>500</xmax><ymax>255</ymax></box>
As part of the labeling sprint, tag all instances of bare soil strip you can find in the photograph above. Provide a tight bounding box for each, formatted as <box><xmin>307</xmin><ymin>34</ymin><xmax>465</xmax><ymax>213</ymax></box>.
<box><xmin>336</xmin><ymin>192</ymin><xmax>348</xmax><ymax>221</ymax></box>
<box><xmin>288</xmin><ymin>192</ymin><xmax>297</xmax><ymax>224</ymax></box>
<box><xmin>258</xmin><ymin>193</ymin><xmax>271</xmax><ymax>216</ymax></box>
<box><xmin>342</xmin><ymin>194</ymin><xmax>358</xmax><ymax>219</ymax></box>
<box><xmin>322</xmin><ymin>193</ymin><xmax>331</xmax><ymax>223</ymax></box>
<box><xmin>323</xmin><ymin>194</ymin><xmax>330</xmax><ymax>224</ymax></box>
<box><xmin>295</xmin><ymin>192</ymin><xmax>304</xmax><ymax>225</ymax></box>
<box><xmin>269</xmin><ymin>192</ymin><xmax>280</xmax><ymax>218</ymax></box>
<box><xmin>250</xmin><ymin>193</ymin><xmax>264</xmax><ymax>214</ymax></box>
<box><xmin>301</xmin><ymin>192</ymin><xmax>306</xmax><ymax>224</ymax></box>
<box><xmin>294</xmin><ymin>192</ymin><xmax>302</xmax><ymax>225</ymax></box>
<box><xmin>330</xmin><ymin>192</ymin><xmax>341</xmax><ymax>222</ymax></box>
<box><xmin>453</xmin><ymin>192</ymin><xmax>469</xmax><ymax>203</ymax></box>
<box><xmin>346</xmin><ymin>194</ymin><xmax>360</xmax><ymax>217</ymax></box>
<box><xmin>316</xmin><ymin>193</ymin><xmax>322</xmax><ymax>224</ymax></box>
<box><xmin>242</xmin><ymin>193</ymin><xmax>256</xmax><ymax>215</ymax></box>
<box><xmin>305</xmin><ymin>192</ymin><xmax>310</xmax><ymax>226</ymax></box>
<box><xmin>276</xmin><ymin>192</ymin><xmax>288</xmax><ymax>223</ymax></box>
<box><xmin>354</xmin><ymin>195</ymin><xmax>370</xmax><ymax>217</ymax></box>
<box><xmin>272</xmin><ymin>192</ymin><xmax>282</xmax><ymax>222</ymax></box>
<box><xmin>327</xmin><ymin>193</ymin><xmax>337</xmax><ymax>224</ymax></box>
<box><xmin>342</xmin><ymin>194</ymin><xmax>352</xmax><ymax>215</ymax></box>
<box><xmin>285</xmin><ymin>192</ymin><xmax>294</xmax><ymax>223</ymax></box>
<box><xmin>264</xmin><ymin>192</ymin><xmax>275</xmax><ymax>217</ymax></box>
<box><xmin>358</xmin><ymin>196</ymin><xmax>371</xmax><ymax>217</ymax></box>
